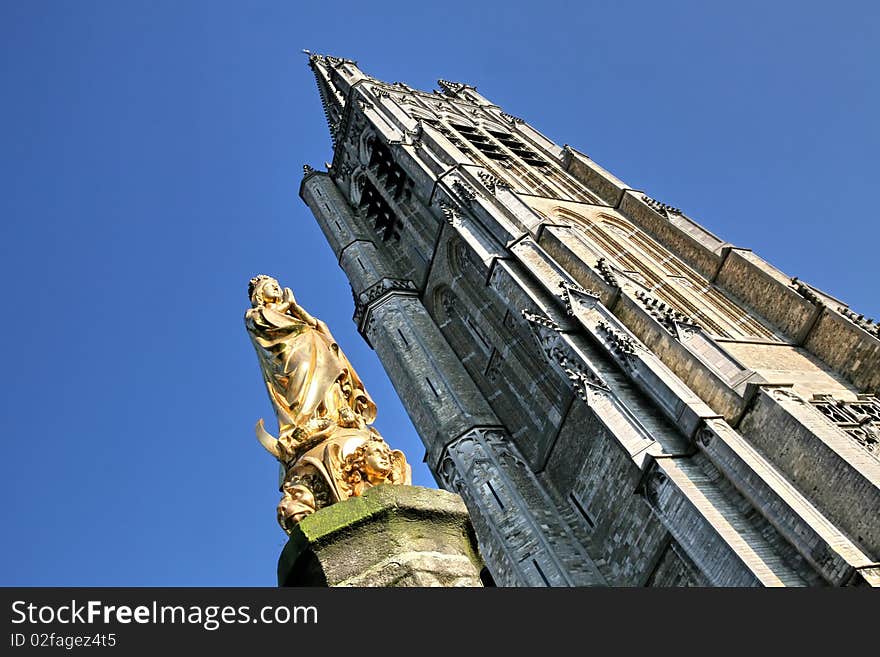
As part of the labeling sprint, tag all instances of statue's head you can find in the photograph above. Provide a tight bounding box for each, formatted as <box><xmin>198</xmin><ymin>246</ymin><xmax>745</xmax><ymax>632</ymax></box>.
<box><xmin>362</xmin><ymin>439</ymin><xmax>393</xmax><ymax>479</ymax></box>
<box><xmin>281</xmin><ymin>480</ymin><xmax>315</xmax><ymax>505</ymax></box>
<box><xmin>248</xmin><ymin>274</ymin><xmax>282</xmax><ymax>307</ymax></box>
<box><xmin>343</xmin><ymin>436</ymin><xmax>394</xmax><ymax>484</ymax></box>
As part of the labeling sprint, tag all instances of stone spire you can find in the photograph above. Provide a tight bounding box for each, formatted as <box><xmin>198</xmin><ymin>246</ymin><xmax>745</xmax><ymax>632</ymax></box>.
<box><xmin>304</xmin><ymin>51</ymin><xmax>370</xmax><ymax>147</ymax></box>
<box><xmin>298</xmin><ymin>57</ymin><xmax>880</xmax><ymax>587</ymax></box>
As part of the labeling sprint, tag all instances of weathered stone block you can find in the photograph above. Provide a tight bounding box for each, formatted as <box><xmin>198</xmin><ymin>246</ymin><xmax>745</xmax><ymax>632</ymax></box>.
<box><xmin>277</xmin><ymin>485</ymin><xmax>484</xmax><ymax>587</ymax></box>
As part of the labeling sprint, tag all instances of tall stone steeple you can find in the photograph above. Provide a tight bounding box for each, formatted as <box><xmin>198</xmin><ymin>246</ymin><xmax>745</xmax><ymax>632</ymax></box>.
<box><xmin>298</xmin><ymin>55</ymin><xmax>880</xmax><ymax>587</ymax></box>
<box><xmin>305</xmin><ymin>52</ymin><xmax>373</xmax><ymax>147</ymax></box>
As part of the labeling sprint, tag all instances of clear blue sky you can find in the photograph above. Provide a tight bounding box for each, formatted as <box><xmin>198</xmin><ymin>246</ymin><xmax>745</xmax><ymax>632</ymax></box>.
<box><xmin>1</xmin><ymin>1</ymin><xmax>877</xmax><ymax>586</ymax></box>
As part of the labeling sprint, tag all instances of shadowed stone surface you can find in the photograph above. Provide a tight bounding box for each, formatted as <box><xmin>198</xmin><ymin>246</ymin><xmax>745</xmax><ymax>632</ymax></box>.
<box><xmin>277</xmin><ymin>485</ymin><xmax>484</xmax><ymax>587</ymax></box>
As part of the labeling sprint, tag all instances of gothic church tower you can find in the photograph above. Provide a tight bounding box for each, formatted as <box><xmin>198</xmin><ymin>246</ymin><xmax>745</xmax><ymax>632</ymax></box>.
<box><xmin>299</xmin><ymin>53</ymin><xmax>880</xmax><ymax>586</ymax></box>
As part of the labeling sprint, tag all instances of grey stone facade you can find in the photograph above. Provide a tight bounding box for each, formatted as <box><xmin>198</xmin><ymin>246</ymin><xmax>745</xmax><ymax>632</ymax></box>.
<box><xmin>298</xmin><ymin>54</ymin><xmax>880</xmax><ymax>586</ymax></box>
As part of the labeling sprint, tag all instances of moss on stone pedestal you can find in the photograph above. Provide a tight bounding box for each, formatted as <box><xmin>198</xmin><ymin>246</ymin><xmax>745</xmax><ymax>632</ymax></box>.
<box><xmin>277</xmin><ymin>485</ymin><xmax>484</xmax><ymax>587</ymax></box>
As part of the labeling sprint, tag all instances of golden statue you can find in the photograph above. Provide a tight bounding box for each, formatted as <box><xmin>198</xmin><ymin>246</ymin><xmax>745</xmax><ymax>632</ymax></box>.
<box><xmin>246</xmin><ymin>275</ymin><xmax>411</xmax><ymax>533</ymax></box>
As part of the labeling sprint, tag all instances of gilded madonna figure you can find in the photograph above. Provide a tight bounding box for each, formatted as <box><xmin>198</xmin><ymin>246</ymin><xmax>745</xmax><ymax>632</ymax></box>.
<box><xmin>245</xmin><ymin>274</ymin><xmax>411</xmax><ymax>532</ymax></box>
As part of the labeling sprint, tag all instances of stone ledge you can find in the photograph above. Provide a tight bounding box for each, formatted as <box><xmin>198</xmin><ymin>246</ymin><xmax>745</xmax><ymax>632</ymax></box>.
<box><xmin>277</xmin><ymin>485</ymin><xmax>484</xmax><ymax>587</ymax></box>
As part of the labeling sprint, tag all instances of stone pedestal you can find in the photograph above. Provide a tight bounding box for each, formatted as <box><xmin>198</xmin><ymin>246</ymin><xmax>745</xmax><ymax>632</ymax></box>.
<box><xmin>277</xmin><ymin>485</ymin><xmax>484</xmax><ymax>587</ymax></box>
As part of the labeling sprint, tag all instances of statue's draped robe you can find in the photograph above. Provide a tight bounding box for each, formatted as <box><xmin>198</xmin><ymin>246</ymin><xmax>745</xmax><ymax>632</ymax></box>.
<box><xmin>245</xmin><ymin>305</ymin><xmax>376</xmax><ymax>436</ymax></box>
